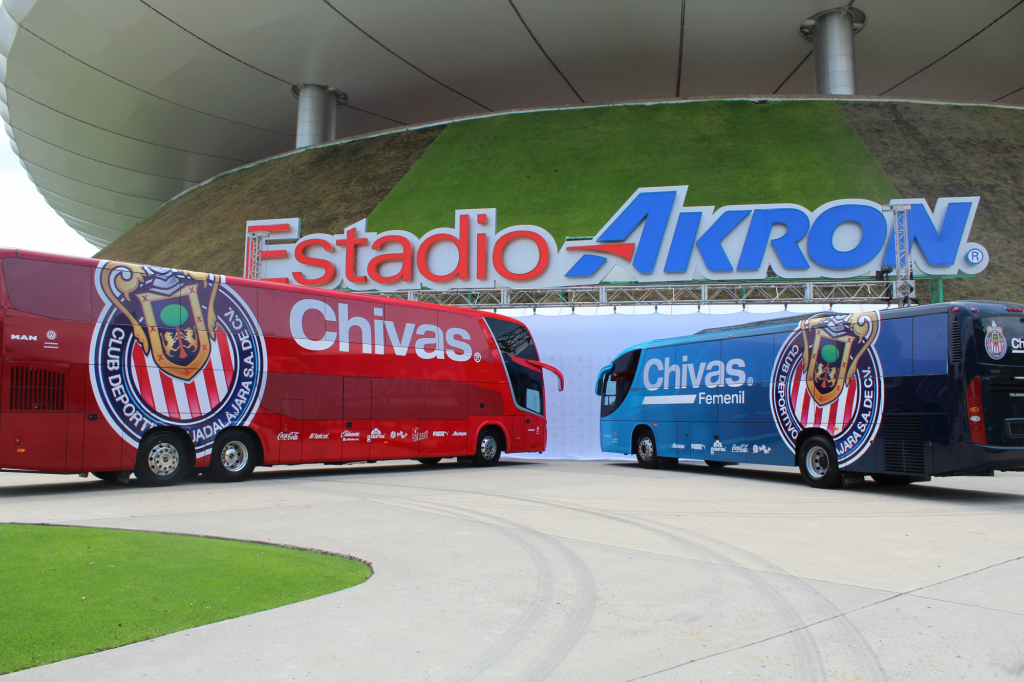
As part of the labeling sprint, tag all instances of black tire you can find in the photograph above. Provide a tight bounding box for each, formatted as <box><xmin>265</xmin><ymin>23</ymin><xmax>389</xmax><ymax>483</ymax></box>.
<box><xmin>417</xmin><ymin>458</ymin><xmax>443</xmax><ymax>466</ymax></box>
<box><xmin>205</xmin><ymin>430</ymin><xmax>259</xmax><ymax>483</ymax></box>
<box><xmin>871</xmin><ymin>474</ymin><xmax>912</xmax><ymax>486</ymax></box>
<box><xmin>134</xmin><ymin>431</ymin><xmax>190</xmax><ymax>487</ymax></box>
<box><xmin>472</xmin><ymin>429</ymin><xmax>502</xmax><ymax>467</ymax></box>
<box><xmin>797</xmin><ymin>434</ymin><xmax>841</xmax><ymax>488</ymax></box>
<box><xmin>91</xmin><ymin>471</ymin><xmax>121</xmax><ymax>482</ymax></box>
<box><xmin>635</xmin><ymin>429</ymin><xmax>659</xmax><ymax>469</ymax></box>
<box><xmin>704</xmin><ymin>461</ymin><xmax>738</xmax><ymax>468</ymax></box>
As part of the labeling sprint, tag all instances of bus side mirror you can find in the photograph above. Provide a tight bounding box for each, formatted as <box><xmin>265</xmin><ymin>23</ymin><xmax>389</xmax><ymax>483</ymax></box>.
<box><xmin>595</xmin><ymin>365</ymin><xmax>612</xmax><ymax>395</ymax></box>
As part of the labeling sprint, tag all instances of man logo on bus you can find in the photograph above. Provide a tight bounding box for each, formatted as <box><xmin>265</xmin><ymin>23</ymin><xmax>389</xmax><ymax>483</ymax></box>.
<box><xmin>770</xmin><ymin>312</ymin><xmax>884</xmax><ymax>467</ymax></box>
<box><xmin>89</xmin><ymin>262</ymin><xmax>267</xmax><ymax>455</ymax></box>
<box><xmin>985</xmin><ymin>321</ymin><xmax>1008</xmax><ymax>360</ymax></box>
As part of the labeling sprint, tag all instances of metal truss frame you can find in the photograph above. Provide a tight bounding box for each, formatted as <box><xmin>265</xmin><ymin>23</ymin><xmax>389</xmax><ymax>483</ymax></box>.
<box><xmin>362</xmin><ymin>280</ymin><xmax>902</xmax><ymax>309</ymax></box>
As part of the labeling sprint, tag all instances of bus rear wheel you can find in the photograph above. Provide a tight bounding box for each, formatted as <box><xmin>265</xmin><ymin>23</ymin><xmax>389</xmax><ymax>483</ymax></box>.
<box><xmin>635</xmin><ymin>429</ymin><xmax>659</xmax><ymax>469</ymax></box>
<box><xmin>798</xmin><ymin>435</ymin><xmax>841</xmax><ymax>488</ymax></box>
<box><xmin>134</xmin><ymin>431</ymin><xmax>189</xmax><ymax>487</ymax></box>
<box><xmin>205</xmin><ymin>431</ymin><xmax>258</xmax><ymax>483</ymax></box>
<box><xmin>472</xmin><ymin>429</ymin><xmax>502</xmax><ymax>467</ymax></box>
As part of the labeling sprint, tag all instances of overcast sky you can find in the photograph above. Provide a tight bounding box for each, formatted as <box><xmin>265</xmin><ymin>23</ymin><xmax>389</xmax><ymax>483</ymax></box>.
<box><xmin>0</xmin><ymin>138</ymin><xmax>99</xmax><ymax>258</ymax></box>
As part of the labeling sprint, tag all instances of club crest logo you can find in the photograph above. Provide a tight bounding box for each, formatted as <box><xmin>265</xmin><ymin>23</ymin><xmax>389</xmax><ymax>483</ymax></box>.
<box><xmin>89</xmin><ymin>262</ymin><xmax>267</xmax><ymax>454</ymax></box>
<box><xmin>770</xmin><ymin>312</ymin><xmax>884</xmax><ymax>467</ymax></box>
<box><xmin>984</xmin><ymin>321</ymin><xmax>1007</xmax><ymax>360</ymax></box>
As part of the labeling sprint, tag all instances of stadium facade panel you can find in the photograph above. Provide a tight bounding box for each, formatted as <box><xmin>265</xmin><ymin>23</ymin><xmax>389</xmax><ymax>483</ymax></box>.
<box><xmin>0</xmin><ymin>0</ymin><xmax>1021</xmax><ymax>246</ymax></box>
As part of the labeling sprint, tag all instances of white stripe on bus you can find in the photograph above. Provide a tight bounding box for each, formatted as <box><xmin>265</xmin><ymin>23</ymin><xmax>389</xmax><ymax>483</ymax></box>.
<box><xmin>209</xmin><ymin>329</ymin><xmax>229</xmax><ymax>397</ymax></box>
<box><xmin>170</xmin><ymin>375</ymin><xmax>192</xmax><ymax>419</ymax></box>
<box><xmin>142</xmin><ymin>348</ymin><xmax>171</xmax><ymax>417</ymax></box>
<box><xmin>642</xmin><ymin>395</ymin><xmax>697</xmax><ymax>405</ymax></box>
<box><xmin>192</xmin><ymin>370</ymin><xmax>213</xmax><ymax>414</ymax></box>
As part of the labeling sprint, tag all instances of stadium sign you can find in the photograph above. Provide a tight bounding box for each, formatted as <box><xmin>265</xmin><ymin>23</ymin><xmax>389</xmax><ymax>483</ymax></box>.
<box><xmin>248</xmin><ymin>185</ymin><xmax>987</xmax><ymax>290</ymax></box>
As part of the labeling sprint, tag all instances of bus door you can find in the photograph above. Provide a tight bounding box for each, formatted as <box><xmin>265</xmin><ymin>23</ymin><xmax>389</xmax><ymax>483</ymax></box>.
<box><xmin>342</xmin><ymin>376</ymin><xmax>371</xmax><ymax>461</ymax></box>
<box><xmin>0</xmin><ymin>361</ymin><xmax>70</xmax><ymax>472</ymax></box>
<box><xmin>484</xmin><ymin>317</ymin><xmax>549</xmax><ymax>453</ymax></box>
<box><xmin>524</xmin><ymin>415</ymin><xmax>544</xmax><ymax>452</ymax></box>
<box><xmin>301</xmin><ymin>376</ymin><xmax>344</xmax><ymax>463</ymax></box>
<box><xmin>371</xmin><ymin>378</ymin><xmax>420</xmax><ymax>460</ymax></box>
<box><xmin>279</xmin><ymin>398</ymin><xmax>303</xmax><ymax>463</ymax></box>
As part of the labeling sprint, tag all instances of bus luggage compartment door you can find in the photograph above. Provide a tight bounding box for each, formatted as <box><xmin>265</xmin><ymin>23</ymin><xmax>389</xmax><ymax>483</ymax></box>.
<box><xmin>0</xmin><ymin>362</ymin><xmax>70</xmax><ymax>472</ymax></box>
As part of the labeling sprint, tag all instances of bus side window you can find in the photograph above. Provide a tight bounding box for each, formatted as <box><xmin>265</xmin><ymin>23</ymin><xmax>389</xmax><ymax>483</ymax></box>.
<box><xmin>3</xmin><ymin>258</ymin><xmax>92</xmax><ymax>321</ymax></box>
<box><xmin>424</xmin><ymin>380</ymin><xmax>467</xmax><ymax>420</ymax></box>
<box><xmin>384</xmin><ymin>378</ymin><xmax>426</xmax><ymax>419</ymax></box>
<box><xmin>874</xmin><ymin>317</ymin><xmax>913</xmax><ymax>377</ymax></box>
<box><xmin>913</xmin><ymin>314</ymin><xmax>948</xmax><ymax>375</ymax></box>
<box><xmin>344</xmin><ymin>377</ymin><xmax>372</xmax><ymax>419</ymax></box>
<box><xmin>304</xmin><ymin>374</ymin><xmax>345</xmax><ymax>419</ymax></box>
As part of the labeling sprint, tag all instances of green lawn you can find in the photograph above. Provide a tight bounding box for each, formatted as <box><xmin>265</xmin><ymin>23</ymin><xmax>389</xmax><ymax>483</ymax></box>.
<box><xmin>0</xmin><ymin>524</ymin><xmax>371</xmax><ymax>674</ymax></box>
<box><xmin>368</xmin><ymin>100</ymin><xmax>900</xmax><ymax>245</ymax></box>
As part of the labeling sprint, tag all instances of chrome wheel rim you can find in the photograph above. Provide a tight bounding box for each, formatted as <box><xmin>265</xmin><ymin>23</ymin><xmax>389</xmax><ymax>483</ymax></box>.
<box><xmin>638</xmin><ymin>436</ymin><xmax>655</xmax><ymax>462</ymax></box>
<box><xmin>479</xmin><ymin>435</ymin><xmax>498</xmax><ymax>460</ymax></box>
<box><xmin>220</xmin><ymin>441</ymin><xmax>249</xmax><ymax>472</ymax></box>
<box><xmin>148</xmin><ymin>442</ymin><xmax>179</xmax><ymax>477</ymax></box>
<box><xmin>806</xmin><ymin>446</ymin><xmax>830</xmax><ymax>479</ymax></box>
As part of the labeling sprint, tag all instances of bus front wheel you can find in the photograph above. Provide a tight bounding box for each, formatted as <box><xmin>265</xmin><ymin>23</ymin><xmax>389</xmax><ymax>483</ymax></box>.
<box><xmin>134</xmin><ymin>431</ymin><xmax>190</xmax><ymax>487</ymax></box>
<box><xmin>206</xmin><ymin>431</ymin><xmax>259</xmax><ymax>483</ymax></box>
<box><xmin>472</xmin><ymin>429</ymin><xmax>502</xmax><ymax>467</ymax></box>
<box><xmin>798</xmin><ymin>435</ymin><xmax>840</xmax><ymax>488</ymax></box>
<box><xmin>635</xmin><ymin>430</ymin><xmax>659</xmax><ymax>469</ymax></box>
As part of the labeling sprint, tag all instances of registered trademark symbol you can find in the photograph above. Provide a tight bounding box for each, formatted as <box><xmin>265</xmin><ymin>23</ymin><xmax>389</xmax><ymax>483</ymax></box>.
<box><xmin>473</xmin><ymin>352</ymin><xmax>481</xmax><ymax>363</ymax></box>
<box><xmin>747</xmin><ymin>376</ymin><xmax>753</xmax><ymax>386</ymax></box>
<box><xmin>966</xmin><ymin>248</ymin><xmax>984</xmax><ymax>265</ymax></box>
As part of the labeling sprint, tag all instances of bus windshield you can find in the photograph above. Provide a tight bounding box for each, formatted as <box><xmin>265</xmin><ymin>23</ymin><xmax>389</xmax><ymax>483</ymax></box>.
<box><xmin>485</xmin><ymin>317</ymin><xmax>544</xmax><ymax>414</ymax></box>
<box><xmin>601</xmin><ymin>349</ymin><xmax>640</xmax><ymax>418</ymax></box>
<box><xmin>975</xmin><ymin>315</ymin><xmax>1024</xmax><ymax>365</ymax></box>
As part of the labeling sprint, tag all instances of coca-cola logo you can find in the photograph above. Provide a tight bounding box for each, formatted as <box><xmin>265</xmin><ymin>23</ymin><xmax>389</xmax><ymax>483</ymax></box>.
<box><xmin>277</xmin><ymin>431</ymin><xmax>299</xmax><ymax>441</ymax></box>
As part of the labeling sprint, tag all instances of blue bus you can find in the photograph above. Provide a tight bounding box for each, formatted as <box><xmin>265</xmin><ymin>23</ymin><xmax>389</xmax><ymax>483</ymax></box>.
<box><xmin>595</xmin><ymin>302</ymin><xmax>1024</xmax><ymax>488</ymax></box>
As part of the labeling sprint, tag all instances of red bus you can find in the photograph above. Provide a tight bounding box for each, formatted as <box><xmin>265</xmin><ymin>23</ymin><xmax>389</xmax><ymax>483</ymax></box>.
<box><xmin>0</xmin><ymin>250</ymin><xmax>563</xmax><ymax>486</ymax></box>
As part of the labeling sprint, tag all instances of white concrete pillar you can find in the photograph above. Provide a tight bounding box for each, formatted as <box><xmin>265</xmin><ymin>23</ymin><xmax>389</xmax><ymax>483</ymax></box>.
<box><xmin>295</xmin><ymin>84</ymin><xmax>328</xmax><ymax>148</ymax></box>
<box><xmin>810</xmin><ymin>9</ymin><xmax>862</xmax><ymax>96</ymax></box>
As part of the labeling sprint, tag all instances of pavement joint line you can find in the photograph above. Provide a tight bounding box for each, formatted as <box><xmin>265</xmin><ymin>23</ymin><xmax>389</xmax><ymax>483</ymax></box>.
<box><xmin>626</xmin><ymin>591</ymin><xmax>905</xmax><ymax>680</ymax></box>
<box><xmin>904</xmin><ymin>593</ymin><xmax>1024</xmax><ymax>618</ymax></box>
<box><xmin>627</xmin><ymin>553</ymin><xmax>1024</xmax><ymax>680</ymax></box>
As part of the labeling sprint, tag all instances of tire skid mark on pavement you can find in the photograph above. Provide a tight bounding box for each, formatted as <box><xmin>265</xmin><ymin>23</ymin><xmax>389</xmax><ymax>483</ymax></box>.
<box><xmin>279</xmin><ymin>478</ymin><xmax>831</xmax><ymax>680</ymax></box>
<box><xmin>633</xmin><ymin>515</ymin><xmax>889</xmax><ymax>681</ymax></box>
<box><xmin>279</xmin><ymin>481</ymin><xmax>598</xmax><ymax>681</ymax></box>
<box><xmin>363</xmin><ymin>495</ymin><xmax>598</xmax><ymax>681</ymax></box>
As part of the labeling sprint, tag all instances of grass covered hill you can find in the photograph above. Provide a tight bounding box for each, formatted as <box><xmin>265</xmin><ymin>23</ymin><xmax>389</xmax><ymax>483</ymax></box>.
<box><xmin>97</xmin><ymin>99</ymin><xmax>1024</xmax><ymax>302</ymax></box>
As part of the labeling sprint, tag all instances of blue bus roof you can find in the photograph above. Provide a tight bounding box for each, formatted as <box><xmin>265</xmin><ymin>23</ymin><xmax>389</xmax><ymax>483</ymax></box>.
<box><xmin>606</xmin><ymin>301</ymin><xmax>1021</xmax><ymax>360</ymax></box>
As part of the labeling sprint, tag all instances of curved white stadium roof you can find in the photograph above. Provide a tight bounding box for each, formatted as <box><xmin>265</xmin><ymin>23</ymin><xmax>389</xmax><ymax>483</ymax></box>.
<box><xmin>0</xmin><ymin>0</ymin><xmax>1022</xmax><ymax>247</ymax></box>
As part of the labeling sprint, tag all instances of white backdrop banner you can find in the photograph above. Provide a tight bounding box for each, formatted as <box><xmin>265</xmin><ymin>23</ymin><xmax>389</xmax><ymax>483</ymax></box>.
<box><xmin>520</xmin><ymin>311</ymin><xmax>803</xmax><ymax>459</ymax></box>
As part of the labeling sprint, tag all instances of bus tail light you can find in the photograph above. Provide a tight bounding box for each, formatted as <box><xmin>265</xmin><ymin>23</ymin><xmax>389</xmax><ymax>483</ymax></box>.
<box><xmin>966</xmin><ymin>375</ymin><xmax>987</xmax><ymax>445</ymax></box>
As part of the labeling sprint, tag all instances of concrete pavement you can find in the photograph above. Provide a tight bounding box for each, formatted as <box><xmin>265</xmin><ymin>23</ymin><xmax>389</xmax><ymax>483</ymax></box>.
<box><xmin>2</xmin><ymin>459</ymin><xmax>1023</xmax><ymax>681</ymax></box>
